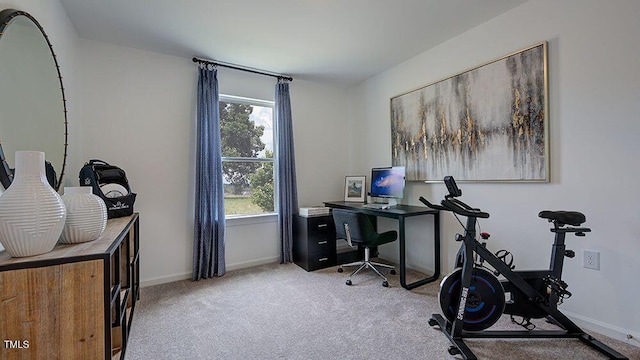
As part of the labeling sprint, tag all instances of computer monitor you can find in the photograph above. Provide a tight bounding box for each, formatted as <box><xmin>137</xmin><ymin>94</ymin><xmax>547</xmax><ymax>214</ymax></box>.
<box><xmin>370</xmin><ymin>166</ymin><xmax>406</xmax><ymax>199</ymax></box>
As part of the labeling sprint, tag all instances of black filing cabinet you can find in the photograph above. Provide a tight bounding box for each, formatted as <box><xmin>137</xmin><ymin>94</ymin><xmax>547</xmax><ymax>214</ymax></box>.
<box><xmin>293</xmin><ymin>214</ymin><xmax>336</xmax><ymax>271</ymax></box>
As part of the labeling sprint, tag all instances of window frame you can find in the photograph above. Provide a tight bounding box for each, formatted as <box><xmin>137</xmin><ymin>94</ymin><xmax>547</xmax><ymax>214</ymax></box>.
<box><xmin>219</xmin><ymin>94</ymin><xmax>277</xmax><ymax>220</ymax></box>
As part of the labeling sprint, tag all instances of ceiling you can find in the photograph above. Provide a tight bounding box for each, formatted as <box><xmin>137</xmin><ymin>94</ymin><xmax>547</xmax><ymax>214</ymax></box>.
<box><xmin>59</xmin><ymin>0</ymin><xmax>528</xmax><ymax>88</ymax></box>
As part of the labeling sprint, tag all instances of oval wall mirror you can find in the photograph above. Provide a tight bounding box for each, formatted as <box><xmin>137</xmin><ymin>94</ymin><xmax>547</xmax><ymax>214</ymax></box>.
<box><xmin>0</xmin><ymin>9</ymin><xmax>68</xmax><ymax>192</ymax></box>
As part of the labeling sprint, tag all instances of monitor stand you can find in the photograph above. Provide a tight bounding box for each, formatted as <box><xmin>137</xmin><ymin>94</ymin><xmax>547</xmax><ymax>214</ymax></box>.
<box><xmin>369</xmin><ymin>197</ymin><xmax>397</xmax><ymax>207</ymax></box>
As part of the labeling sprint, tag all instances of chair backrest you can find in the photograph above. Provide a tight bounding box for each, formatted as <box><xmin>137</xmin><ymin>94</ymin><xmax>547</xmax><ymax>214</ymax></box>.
<box><xmin>332</xmin><ymin>209</ymin><xmax>377</xmax><ymax>245</ymax></box>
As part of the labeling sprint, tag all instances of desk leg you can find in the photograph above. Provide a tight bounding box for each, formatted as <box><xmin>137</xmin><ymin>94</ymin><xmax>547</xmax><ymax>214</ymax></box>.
<box><xmin>399</xmin><ymin>216</ymin><xmax>407</xmax><ymax>288</ymax></box>
<box><xmin>400</xmin><ymin>212</ymin><xmax>441</xmax><ymax>290</ymax></box>
<box><xmin>433</xmin><ymin>212</ymin><xmax>440</xmax><ymax>279</ymax></box>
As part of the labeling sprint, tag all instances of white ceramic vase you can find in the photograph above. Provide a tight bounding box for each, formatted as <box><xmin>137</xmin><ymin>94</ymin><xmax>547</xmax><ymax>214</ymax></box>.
<box><xmin>0</xmin><ymin>151</ymin><xmax>67</xmax><ymax>257</ymax></box>
<box><xmin>59</xmin><ymin>187</ymin><xmax>108</xmax><ymax>244</ymax></box>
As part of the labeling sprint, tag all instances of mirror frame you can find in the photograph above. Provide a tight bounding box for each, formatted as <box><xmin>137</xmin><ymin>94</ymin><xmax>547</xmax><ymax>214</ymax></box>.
<box><xmin>0</xmin><ymin>9</ymin><xmax>68</xmax><ymax>191</ymax></box>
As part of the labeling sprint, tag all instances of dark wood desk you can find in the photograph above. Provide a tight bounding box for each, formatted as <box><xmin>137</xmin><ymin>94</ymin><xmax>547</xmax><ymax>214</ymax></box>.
<box><xmin>323</xmin><ymin>201</ymin><xmax>440</xmax><ymax>290</ymax></box>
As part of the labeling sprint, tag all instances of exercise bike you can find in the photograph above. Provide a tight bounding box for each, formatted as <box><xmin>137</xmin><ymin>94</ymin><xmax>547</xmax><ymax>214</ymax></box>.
<box><xmin>419</xmin><ymin>176</ymin><xmax>628</xmax><ymax>360</ymax></box>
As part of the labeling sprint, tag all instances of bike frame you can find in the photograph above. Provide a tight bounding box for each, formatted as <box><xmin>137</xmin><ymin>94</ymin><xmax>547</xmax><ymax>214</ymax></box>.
<box><xmin>430</xmin><ymin>210</ymin><xmax>628</xmax><ymax>360</ymax></box>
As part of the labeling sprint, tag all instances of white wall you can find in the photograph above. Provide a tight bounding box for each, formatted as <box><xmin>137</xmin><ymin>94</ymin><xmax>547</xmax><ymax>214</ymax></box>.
<box><xmin>76</xmin><ymin>39</ymin><xmax>350</xmax><ymax>285</ymax></box>
<box><xmin>348</xmin><ymin>0</ymin><xmax>640</xmax><ymax>344</ymax></box>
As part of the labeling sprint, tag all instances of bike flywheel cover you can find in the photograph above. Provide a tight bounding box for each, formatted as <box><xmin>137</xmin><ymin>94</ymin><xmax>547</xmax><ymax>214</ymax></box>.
<box><xmin>439</xmin><ymin>267</ymin><xmax>506</xmax><ymax>331</ymax></box>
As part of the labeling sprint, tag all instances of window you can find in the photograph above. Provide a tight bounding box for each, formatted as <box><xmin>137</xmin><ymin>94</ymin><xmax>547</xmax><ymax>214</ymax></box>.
<box><xmin>219</xmin><ymin>95</ymin><xmax>275</xmax><ymax>217</ymax></box>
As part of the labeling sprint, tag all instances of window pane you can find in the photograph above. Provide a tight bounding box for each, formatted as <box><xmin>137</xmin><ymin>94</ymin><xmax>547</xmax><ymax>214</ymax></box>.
<box><xmin>219</xmin><ymin>101</ymin><xmax>272</xmax><ymax>159</ymax></box>
<box><xmin>219</xmin><ymin>96</ymin><xmax>275</xmax><ymax>218</ymax></box>
<box><xmin>223</xmin><ymin>160</ymin><xmax>274</xmax><ymax>216</ymax></box>
<box><xmin>252</xmin><ymin>105</ymin><xmax>273</xmax><ymax>157</ymax></box>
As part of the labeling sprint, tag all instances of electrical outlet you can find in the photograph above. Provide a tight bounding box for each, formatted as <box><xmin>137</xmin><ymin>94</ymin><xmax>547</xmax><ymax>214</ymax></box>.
<box><xmin>583</xmin><ymin>250</ymin><xmax>600</xmax><ymax>270</ymax></box>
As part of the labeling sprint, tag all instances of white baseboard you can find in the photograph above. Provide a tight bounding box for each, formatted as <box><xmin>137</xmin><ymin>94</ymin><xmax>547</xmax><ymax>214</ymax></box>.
<box><xmin>225</xmin><ymin>256</ymin><xmax>279</xmax><ymax>271</ymax></box>
<box><xmin>141</xmin><ymin>272</ymin><xmax>191</xmax><ymax>287</ymax></box>
<box><xmin>140</xmin><ymin>256</ymin><xmax>280</xmax><ymax>288</ymax></box>
<box><xmin>563</xmin><ymin>310</ymin><xmax>640</xmax><ymax>348</ymax></box>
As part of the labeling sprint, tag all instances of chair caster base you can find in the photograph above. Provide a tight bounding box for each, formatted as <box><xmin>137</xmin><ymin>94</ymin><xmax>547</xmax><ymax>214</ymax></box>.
<box><xmin>390</xmin><ymin>269</ymin><xmax>396</xmax><ymax>275</ymax></box>
<box><xmin>337</xmin><ymin>267</ymin><xmax>343</xmax><ymax>273</ymax></box>
<box><xmin>448</xmin><ymin>346</ymin><xmax>460</xmax><ymax>355</ymax></box>
<box><xmin>382</xmin><ymin>281</ymin><xmax>389</xmax><ymax>287</ymax></box>
<box><xmin>345</xmin><ymin>279</ymin><xmax>352</xmax><ymax>285</ymax></box>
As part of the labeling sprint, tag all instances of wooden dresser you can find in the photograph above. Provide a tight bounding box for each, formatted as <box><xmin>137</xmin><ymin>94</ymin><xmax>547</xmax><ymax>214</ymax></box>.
<box><xmin>0</xmin><ymin>213</ymin><xmax>140</xmax><ymax>360</ymax></box>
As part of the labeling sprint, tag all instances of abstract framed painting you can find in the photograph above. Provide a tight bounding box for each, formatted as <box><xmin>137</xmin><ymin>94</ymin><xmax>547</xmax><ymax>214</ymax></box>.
<box><xmin>390</xmin><ymin>42</ymin><xmax>549</xmax><ymax>182</ymax></box>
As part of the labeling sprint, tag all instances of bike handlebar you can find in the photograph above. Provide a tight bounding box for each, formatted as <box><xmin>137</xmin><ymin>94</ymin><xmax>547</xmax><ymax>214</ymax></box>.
<box><xmin>418</xmin><ymin>196</ymin><xmax>446</xmax><ymax>211</ymax></box>
<box><xmin>419</xmin><ymin>196</ymin><xmax>490</xmax><ymax>219</ymax></box>
<box><xmin>419</xmin><ymin>176</ymin><xmax>490</xmax><ymax>218</ymax></box>
<box><xmin>442</xmin><ymin>198</ymin><xmax>490</xmax><ymax>218</ymax></box>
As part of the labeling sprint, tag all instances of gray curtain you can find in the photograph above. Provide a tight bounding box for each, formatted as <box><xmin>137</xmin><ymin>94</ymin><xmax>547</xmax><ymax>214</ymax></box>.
<box><xmin>275</xmin><ymin>80</ymin><xmax>298</xmax><ymax>264</ymax></box>
<box><xmin>193</xmin><ymin>65</ymin><xmax>226</xmax><ymax>280</ymax></box>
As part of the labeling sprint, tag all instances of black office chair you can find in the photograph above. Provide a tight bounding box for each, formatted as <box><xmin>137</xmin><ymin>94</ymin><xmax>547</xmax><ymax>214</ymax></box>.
<box><xmin>332</xmin><ymin>209</ymin><xmax>397</xmax><ymax>287</ymax></box>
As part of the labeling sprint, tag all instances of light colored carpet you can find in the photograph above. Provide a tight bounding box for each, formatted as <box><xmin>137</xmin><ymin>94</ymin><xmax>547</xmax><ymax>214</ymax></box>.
<box><xmin>125</xmin><ymin>262</ymin><xmax>639</xmax><ymax>360</ymax></box>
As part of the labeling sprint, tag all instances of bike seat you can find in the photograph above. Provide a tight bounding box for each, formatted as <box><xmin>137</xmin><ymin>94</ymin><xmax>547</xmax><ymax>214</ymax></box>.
<box><xmin>538</xmin><ymin>210</ymin><xmax>585</xmax><ymax>226</ymax></box>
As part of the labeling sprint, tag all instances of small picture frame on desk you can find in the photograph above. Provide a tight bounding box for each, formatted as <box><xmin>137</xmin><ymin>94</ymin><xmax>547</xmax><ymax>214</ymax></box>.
<box><xmin>344</xmin><ymin>176</ymin><xmax>366</xmax><ymax>202</ymax></box>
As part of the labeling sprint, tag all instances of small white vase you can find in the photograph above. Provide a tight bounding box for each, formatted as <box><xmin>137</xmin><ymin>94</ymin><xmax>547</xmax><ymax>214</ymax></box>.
<box><xmin>59</xmin><ymin>187</ymin><xmax>108</xmax><ymax>244</ymax></box>
<box><xmin>0</xmin><ymin>151</ymin><xmax>67</xmax><ymax>257</ymax></box>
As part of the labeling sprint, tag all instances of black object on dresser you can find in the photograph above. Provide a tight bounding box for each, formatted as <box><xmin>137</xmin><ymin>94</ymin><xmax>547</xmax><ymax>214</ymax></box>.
<box><xmin>293</xmin><ymin>214</ymin><xmax>336</xmax><ymax>271</ymax></box>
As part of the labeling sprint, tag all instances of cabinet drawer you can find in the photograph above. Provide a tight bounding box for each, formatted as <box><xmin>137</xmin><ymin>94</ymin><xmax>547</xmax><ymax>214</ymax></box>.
<box><xmin>307</xmin><ymin>252</ymin><xmax>336</xmax><ymax>270</ymax></box>
<box><xmin>306</xmin><ymin>216</ymin><xmax>335</xmax><ymax>236</ymax></box>
<box><xmin>308</xmin><ymin>236</ymin><xmax>336</xmax><ymax>255</ymax></box>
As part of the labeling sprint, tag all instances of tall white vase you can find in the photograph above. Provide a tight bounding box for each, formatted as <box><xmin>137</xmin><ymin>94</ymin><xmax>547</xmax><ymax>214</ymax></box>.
<box><xmin>0</xmin><ymin>151</ymin><xmax>67</xmax><ymax>257</ymax></box>
<box><xmin>59</xmin><ymin>187</ymin><xmax>107</xmax><ymax>244</ymax></box>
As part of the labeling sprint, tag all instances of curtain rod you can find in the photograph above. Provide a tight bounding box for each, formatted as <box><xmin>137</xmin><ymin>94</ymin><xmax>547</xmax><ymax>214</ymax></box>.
<box><xmin>192</xmin><ymin>57</ymin><xmax>293</xmax><ymax>82</ymax></box>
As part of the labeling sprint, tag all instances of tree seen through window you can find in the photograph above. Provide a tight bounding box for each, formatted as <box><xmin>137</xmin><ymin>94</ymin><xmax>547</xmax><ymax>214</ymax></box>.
<box><xmin>219</xmin><ymin>97</ymin><xmax>274</xmax><ymax>216</ymax></box>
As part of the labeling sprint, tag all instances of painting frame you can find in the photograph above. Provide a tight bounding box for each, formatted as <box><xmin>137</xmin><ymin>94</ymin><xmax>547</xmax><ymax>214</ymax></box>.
<box><xmin>344</xmin><ymin>175</ymin><xmax>366</xmax><ymax>202</ymax></box>
<box><xmin>390</xmin><ymin>42</ymin><xmax>549</xmax><ymax>183</ymax></box>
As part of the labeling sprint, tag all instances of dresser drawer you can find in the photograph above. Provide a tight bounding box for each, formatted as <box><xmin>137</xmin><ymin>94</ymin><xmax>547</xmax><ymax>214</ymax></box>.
<box><xmin>306</xmin><ymin>216</ymin><xmax>335</xmax><ymax>237</ymax></box>
<box><xmin>308</xmin><ymin>236</ymin><xmax>336</xmax><ymax>255</ymax></box>
<box><xmin>307</xmin><ymin>253</ymin><xmax>336</xmax><ymax>270</ymax></box>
